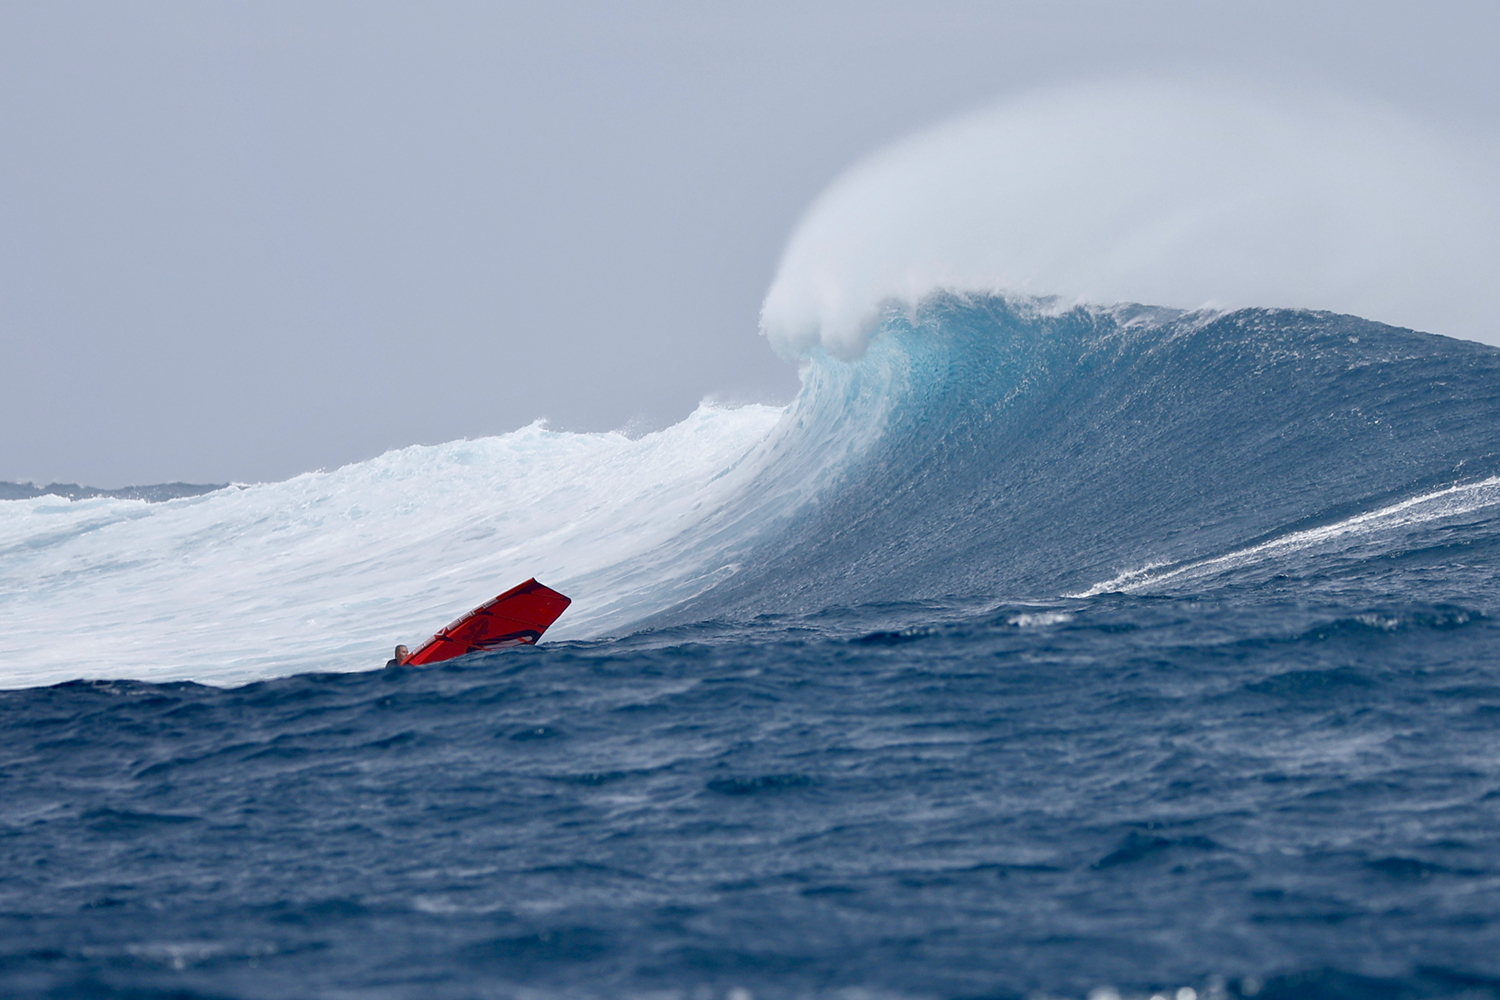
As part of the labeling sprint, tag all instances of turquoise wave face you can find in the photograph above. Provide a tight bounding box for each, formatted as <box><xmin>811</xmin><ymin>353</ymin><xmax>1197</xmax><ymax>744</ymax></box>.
<box><xmin>662</xmin><ymin>295</ymin><xmax>1500</xmax><ymax>624</ymax></box>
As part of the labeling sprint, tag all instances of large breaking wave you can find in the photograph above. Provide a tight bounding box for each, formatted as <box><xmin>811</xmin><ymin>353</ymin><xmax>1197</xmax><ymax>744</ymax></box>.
<box><xmin>9</xmin><ymin>79</ymin><xmax>1500</xmax><ymax>690</ymax></box>
<box><xmin>662</xmin><ymin>298</ymin><xmax>1500</xmax><ymax>621</ymax></box>
<box><xmin>5</xmin><ymin>295</ymin><xmax>1500</xmax><ymax>689</ymax></box>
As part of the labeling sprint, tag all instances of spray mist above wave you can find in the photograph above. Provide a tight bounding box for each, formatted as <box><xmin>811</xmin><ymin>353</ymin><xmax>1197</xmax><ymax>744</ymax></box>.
<box><xmin>760</xmin><ymin>78</ymin><xmax>1500</xmax><ymax>358</ymax></box>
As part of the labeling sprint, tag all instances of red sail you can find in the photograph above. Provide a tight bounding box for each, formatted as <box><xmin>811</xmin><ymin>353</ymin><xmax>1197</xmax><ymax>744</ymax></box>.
<box><xmin>404</xmin><ymin>579</ymin><xmax>572</xmax><ymax>665</ymax></box>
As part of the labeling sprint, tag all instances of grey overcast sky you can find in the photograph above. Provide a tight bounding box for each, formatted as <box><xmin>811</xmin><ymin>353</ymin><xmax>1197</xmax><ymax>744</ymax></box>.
<box><xmin>3</xmin><ymin>2</ymin><xmax>1497</xmax><ymax>487</ymax></box>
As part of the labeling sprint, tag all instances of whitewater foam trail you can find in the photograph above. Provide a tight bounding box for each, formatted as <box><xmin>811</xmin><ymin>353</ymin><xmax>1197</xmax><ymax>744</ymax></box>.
<box><xmin>0</xmin><ymin>405</ymin><xmax>784</xmax><ymax>689</ymax></box>
<box><xmin>1071</xmin><ymin>476</ymin><xmax>1500</xmax><ymax>597</ymax></box>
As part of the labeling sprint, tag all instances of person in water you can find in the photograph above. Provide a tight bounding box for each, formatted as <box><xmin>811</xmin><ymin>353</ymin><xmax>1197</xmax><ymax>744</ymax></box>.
<box><xmin>385</xmin><ymin>645</ymin><xmax>411</xmax><ymax>668</ymax></box>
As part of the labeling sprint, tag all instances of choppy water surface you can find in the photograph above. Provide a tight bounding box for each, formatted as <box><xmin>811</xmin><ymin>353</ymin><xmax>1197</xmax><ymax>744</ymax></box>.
<box><xmin>6</xmin><ymin>594</ymin><xmax>1500</xmax><ymax>999</ymax></box>
<box><xmin>5</xmin><ymin>299</ymin><xmax>1500</xmax><ymax>997</ymax></box>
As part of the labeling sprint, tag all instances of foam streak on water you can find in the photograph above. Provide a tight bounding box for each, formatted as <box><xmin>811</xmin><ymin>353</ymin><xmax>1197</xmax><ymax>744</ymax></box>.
<box><xmin>1074</xmin><ymin>475</ymin><xmax>1500</xmax><ymax>597</ymax></box>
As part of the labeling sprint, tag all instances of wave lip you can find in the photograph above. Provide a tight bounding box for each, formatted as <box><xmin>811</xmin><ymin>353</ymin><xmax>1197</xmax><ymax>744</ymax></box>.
<box><xmin>761</xmin><ymin>77</ymin><xmax>1500</xmax><ymax>358</ymax></box>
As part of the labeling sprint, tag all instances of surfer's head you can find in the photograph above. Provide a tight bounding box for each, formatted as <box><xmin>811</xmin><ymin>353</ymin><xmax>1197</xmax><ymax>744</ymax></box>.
<box><xmin>393</xmin><ymin>644</ymin><xmax>410</xmax><ymax>666</ymax></box>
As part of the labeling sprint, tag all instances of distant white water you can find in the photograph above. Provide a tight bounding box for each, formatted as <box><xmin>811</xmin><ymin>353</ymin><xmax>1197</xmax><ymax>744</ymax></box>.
<box><xmin>761</xmin><ymin>78</ymin><xmax>1500</xmax><ymax>358</ymax></box>
<box><xmin>0</xmin><ymin>404</ymin><xmax>784</xmax><ymax>689</ymax></box>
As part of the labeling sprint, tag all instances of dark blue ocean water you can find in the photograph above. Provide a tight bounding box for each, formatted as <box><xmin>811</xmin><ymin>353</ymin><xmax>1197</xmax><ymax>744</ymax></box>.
<box><xmin>5</xmin><ymin>300</ymin><xmax>1500</xmax><ymax>998</ymax></box>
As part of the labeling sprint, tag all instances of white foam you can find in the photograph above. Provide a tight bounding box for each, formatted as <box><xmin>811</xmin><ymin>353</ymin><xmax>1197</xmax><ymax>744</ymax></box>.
<box><xmin>761</xmin><ymin>78</ymin><xmax>1500</xmax><ymax>358</ymax></box>
<box><xmin>1009</xmin><ymin>611</ymin><xmax>1074</xmax><ymax>628</ymax></box>
<box><xmin>0</xmin><ymin>404</ymin><xmax>784</xmax><ymax>689</ymax></box>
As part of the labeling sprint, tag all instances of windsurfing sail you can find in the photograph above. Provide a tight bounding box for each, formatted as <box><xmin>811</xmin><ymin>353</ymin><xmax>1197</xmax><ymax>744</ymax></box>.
<box><xmin>404</xmin><ymin>579</ymin><xmax>572</xmax><ymax>666</ymax></box>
